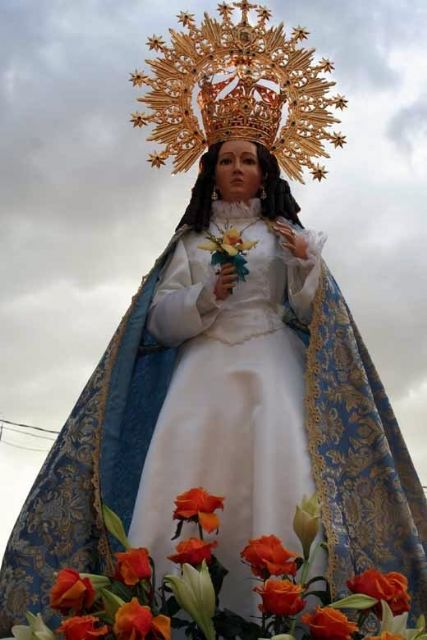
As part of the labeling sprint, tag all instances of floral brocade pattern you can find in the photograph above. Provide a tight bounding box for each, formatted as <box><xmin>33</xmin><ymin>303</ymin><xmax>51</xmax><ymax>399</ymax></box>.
<box><xmin>305</xmin><ymin>262</ymin><xmax>427</xmax><ymax>617</ymax></box>
<box><xmin>0</xmin><ymin>233</ymin><xmax>426</xmax><ymax>634</ymax></box>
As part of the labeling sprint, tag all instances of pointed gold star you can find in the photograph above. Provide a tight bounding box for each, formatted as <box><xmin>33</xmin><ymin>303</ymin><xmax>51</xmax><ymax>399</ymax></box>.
<box><xmin>129</xmin><ymin>70</ymin><xmax>149</xmax><ymax>87</ymax></box>
<box><xmin>319</xmin><ymin>58</ymin><xmax>334</xmax><ymax>73</ymax></box>
<box><xmin>148</xmin><ymin>152</ymin><xmax>167</xmax><ymax>168</ymax></box>
<box><xmin>256</xmin><ymin>6</ymin><xmax>272</xmax><ymax>22</ymax></box>
<box><xmin>177</xmin><ymin>11</ymin><xmax>195</xmax><ymax>28</ymax></box>
<box><xmin>311</xmin><ymin>164</ymin><xmax>328</xmax><ymax>181</ymax></box>
<box><xmin>217</xmin><ymin>2</ymin><xmax>233</xmax><ymax>19</ymax></box>
<box><xmin>292</xmin><ymin>25</ymin><xmax>310</xmax><ymax>40</ymax></box>
<box><xmin>330</xmin><ymin>132</ymin><xmax>347</xmax><ymax>148</ymax></box>
<box><xmin>147</xmin><ymin>35</ymin><xmax>166</xmax><ymax>52</ymax></box>
<box><xmin>333</xmin><ymin>94</ymin><xmax>348</xmax><ymax>110</ymax></box>
<box><xmin>130</xmin><ymin>112</ymin><xmax>149</xmax><ymax>128</ymax></box>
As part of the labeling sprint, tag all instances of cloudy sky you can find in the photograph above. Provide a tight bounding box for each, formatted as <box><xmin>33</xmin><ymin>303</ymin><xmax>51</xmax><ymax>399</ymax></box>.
<box><xmin>1</xmin><ymin>0</ymin><xmax>426</xmax><ymax>559</ymax></box>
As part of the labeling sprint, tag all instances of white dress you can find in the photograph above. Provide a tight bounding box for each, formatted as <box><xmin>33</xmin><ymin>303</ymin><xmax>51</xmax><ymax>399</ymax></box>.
<box><xmin>129</xmin><ymin>198</ymin><xmax>326</xmax><ymax>618</ymax></box>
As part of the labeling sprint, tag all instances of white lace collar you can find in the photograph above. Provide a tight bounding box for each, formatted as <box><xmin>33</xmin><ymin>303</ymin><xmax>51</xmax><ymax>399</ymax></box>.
<box><xmin>211</xmin><ymin>198</ymin><xmax>262</xmax><ymax>221</ymax></box>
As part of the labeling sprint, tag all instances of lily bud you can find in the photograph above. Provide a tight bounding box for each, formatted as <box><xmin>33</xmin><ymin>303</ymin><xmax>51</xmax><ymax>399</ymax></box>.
<box><xmin>292</xmin><ymin>494</ymin><xmax>320</xmax><ymax>560</ymax></box>
<box><xmin>12</xmin><ymin>613</ymin><xmax>55</xmax><ymax>640</ymax></box>
<box><xmin>165</xmin><ymin>560</ymin><xmax>216</xmax><ymax>640</ymax></box>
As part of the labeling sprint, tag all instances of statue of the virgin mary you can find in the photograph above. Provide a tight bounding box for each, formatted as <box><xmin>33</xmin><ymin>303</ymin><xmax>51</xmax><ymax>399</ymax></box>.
<box><xmin>0</xmin><ymin>3</ymin><xmax>426</xmax><ymax>633</ymax></box>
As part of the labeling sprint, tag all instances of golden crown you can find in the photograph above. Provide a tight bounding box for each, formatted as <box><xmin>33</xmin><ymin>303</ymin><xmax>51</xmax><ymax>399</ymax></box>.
<box><xmin>130</xmin><ymin>2</ymin><xmax>348</xmax><ymax>182</ymax></box>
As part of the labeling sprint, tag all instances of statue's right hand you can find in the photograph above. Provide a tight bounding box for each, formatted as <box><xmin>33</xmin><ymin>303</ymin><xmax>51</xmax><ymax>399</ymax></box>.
<box><xmin>213</xmin><ymin>263</ymin><xmax>238</xmax><ymax>300</ymax></box>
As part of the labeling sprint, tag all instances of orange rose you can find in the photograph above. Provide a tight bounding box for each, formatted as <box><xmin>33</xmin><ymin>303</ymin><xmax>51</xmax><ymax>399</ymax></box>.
<box><xmin>114</xmin><ymin>598</ymin><xmax>171</xmax><ymax>640</ymax></box>
<box><xmin>347</xmin><ymin>568</ymin><xmax>411</xmax><ymax>615</ymax></box>
<box><xmin>168</xmin><ymin>537</ymin><xmax>218</xmax><ymax>566</ymax></box>
<box><xmin>240</xmin><ymin>534</ymin><xmax>298</xmax><ymax>578</ymax></box>
<box><xmin>254</xmin><ymin>579</ymin><xmax>305</xmax><ymax>616</ymax></box>
<box><xmin>302</xmin><ymin>607</ymin><xmax>358</xmax><ymax>640</ymax></box>
<box><xmin>173</xmin><ymin>487</ymin><xmax>224</xmax><ymax>533</ymax></box>
<box><xmin>115</xmin><ymin>548</ymin><xmax>152</xmax><ymax>586</ymax></box>
<box><xmin>50</xmin><ymin>568</ymin><xmax>96</xmax><ymax>614</ymax></box>
<box><xmin>58</xmin><ymin>616</ymin><xmax>109</xmax><ymax>640</ymax></box>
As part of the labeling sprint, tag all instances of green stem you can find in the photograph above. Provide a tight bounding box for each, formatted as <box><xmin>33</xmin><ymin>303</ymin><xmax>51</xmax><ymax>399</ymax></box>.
<box><xmin>300</xmin><ymin>541</ymin><xmax>322</xmax><ymax>587</ymax></box>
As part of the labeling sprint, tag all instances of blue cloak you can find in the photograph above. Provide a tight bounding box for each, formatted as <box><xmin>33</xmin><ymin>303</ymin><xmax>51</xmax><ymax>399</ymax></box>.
<box><xmin>0</xmin><ymin>227</ymin><xmax>426</xmax><ymax>633</ymax></box>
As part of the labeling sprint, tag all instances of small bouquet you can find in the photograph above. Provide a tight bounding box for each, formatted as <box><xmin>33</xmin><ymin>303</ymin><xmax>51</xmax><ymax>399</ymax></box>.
<box><xmin>198</xmin><ymin>226</ymin><xmax>258</xmax><ymax>282</ymax></box>
<box><xmin>12</xmin><ymin>489</ymin><xmax>427</xmax><ymax>640</ymax></box>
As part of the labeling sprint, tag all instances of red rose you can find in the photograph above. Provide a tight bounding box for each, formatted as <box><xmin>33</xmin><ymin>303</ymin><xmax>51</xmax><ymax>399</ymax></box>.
<box><xmin>240</xmin><ymin>534</ymin><xmax>298</xmax><ymax>578</ymax></box>
<box><xmin>347</xmin><ymin>568</ymin><xmax>410</xmax><ymax>616</ymax></box>
<box><xmin>302</xmin><ymin>607</ymin><xmax>358</xmax><ymax>640</ymax></box>
<box><xmin>114</xmin><ymin>598</ymin><xmax>171</xmax><ymax>640</ymax></box>
<box><xmin>254</xmin><ymin>579</ymin><xmax>305</xmax><ymax>616</ymax></box>
<box><xmin>173</xmin><ymin>487</ymin><xmax>224</xmax><ymax>533</ymax></box>
<box><xmin>58</xmin><ymin>616</ymin><xmax>109</xmax><ymax>640</ymax></box>
<box><xmin>50</xmin><ymin>568</ymin><xmax>96</xmax><ymax>614</ymax></box>
<box><xmin>115</xmin><ymin>547</ymin><xmax>152</xmax><ymax>586</ymax></box>
<box><xmin>168</xmin><ymin>537</ymin><xmax>218</xmax><ymax>566</ymax></box>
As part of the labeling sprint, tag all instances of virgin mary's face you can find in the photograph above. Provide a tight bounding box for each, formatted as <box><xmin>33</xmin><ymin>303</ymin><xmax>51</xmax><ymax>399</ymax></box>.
<box><xmin>215</xmin><ymin>140</ymin><xmax>263</xmax><ymax>203</ymax></box>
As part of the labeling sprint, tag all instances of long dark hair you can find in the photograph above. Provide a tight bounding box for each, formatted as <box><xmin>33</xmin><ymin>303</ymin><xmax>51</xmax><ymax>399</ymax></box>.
<box><xmin>176</xmin><ymin>141</ymin><xmax>303</xmax><ymax>232</ymax></box>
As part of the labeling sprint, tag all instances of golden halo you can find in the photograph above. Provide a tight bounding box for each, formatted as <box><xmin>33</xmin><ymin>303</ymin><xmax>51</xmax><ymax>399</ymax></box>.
<box><xmin>130</xmin><ymin>2</ymin><xmax>347</xmax><ymax>182</ymax></box>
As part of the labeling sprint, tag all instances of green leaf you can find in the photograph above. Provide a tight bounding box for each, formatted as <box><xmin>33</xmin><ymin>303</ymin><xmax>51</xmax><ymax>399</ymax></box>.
<box><xmin>102</xmin><ymin>503</ymin><xmax>130</xmax><ymax>549</ymax></box>
<box><xmin>80</xmin><ymin>573</ymin><xmax>111</xmax><ymax>591</ymax></box>
<box><xmin>101</xmin><ymin>588</ymin><xmax>126</xmax><ymax>618</ymax></box>
<box><xmin>329</xmin><ymin>593</ymin><xmax>378</xmax><ymax>610</ymax></box>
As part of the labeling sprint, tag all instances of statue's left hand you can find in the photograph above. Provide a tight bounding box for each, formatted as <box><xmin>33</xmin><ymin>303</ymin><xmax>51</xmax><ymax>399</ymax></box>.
<box><xmin>272</xmin><ymin>219</ymin><xmax>308</xmax><ymax>259</ymax></box>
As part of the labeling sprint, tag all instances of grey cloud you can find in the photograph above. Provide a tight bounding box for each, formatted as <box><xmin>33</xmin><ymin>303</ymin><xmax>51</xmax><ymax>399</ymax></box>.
<box><xmin>0</xmin><ymin>0</ymin><xmax>426</xmax><ymax>482</ymax></box>
<box><xmin>387</xmin><ymin>95</ymin><xmax>427</xmax><ymax>154</ymax></box>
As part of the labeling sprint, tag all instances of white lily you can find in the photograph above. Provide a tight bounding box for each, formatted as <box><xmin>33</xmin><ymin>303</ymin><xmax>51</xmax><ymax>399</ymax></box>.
<box><xmin>12</xmin><ymin>613</ymin><xmax>55</xmax><ymax>640</ymax></box>
<box><xmin>165</xmin><ymin>561</ymin><xmax>216</xmax><ymax>640</ymax></box>
<box><xmin>293</xmin><ymin>493</ymin><xmax>320</xmax><ymax>560</ymax></box>
<box><xmin>379</xmin><ymin>601</ymin><xmax>427</xmax><ymax>639</ymax></box>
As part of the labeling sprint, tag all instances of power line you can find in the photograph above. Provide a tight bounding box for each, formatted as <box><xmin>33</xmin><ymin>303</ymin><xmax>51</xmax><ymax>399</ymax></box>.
<box><xmin>1</xmin><ymin>425</ymin><xmax>57</xmax><ymax>442</ymax></box>
<box><xmin>0</xmin><ymin>439</ymin><xmax>51</xmax><ymax>453</ymax></box>
<box><xmin>0</xmin><ymin>418</ymin><xmax>60</xmax><ymax>435</ymax></box>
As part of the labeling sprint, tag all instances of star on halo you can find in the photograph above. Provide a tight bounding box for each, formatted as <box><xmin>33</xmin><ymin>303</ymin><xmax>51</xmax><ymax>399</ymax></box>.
<box><xmin>130</xmin><ymin>112</ymin><xmax>149</xmax><ymax>128</ymax></box>
<box><xmin>177</xmin><ymin>11</ymin><xmax>195</xmax><ymax>28</ymax></box>
<box><xmin>319</xmin><ymin>58</ymin><xmax>335</xmax><ymax>73</ymax></box>
<box><xmin>129</xmin><ymin>70</ymin><xmax>149</xmax><ymax>87</ymax></box>
<box><xmin>256</xmin><ymin>6</ymin><xmax>272</xmax><ymax>22</ymax></box>
<box><xmin>292</xmin><ymin>25</ymin><xmax>310</xmax><ymax>40</ymax></box>
<box><xmin>147</xmin><ymin>35</ymin><xmax>166</xmax><ymax>52</ymax></box>
<box><xmin>311</xmin><ymin>164</ymin><xmax>328</xmax><ymax>181</ymax></box>
<box><xmin>330</xmin><ymin>132</ymin><xmax>347</xmax><ymax>148</ymax></box>
<box><xmin>333</xmin><ymin>94</ymin><xmax>348</xmax><ymax>110</ymax></box>
<box><xmin>148</xmin><ymin>152</ymin><xmax>167</xmax><ymax>168</ymax></box>
<box><xmin>217</xmin><ymin>2</ymin><xmax>234</xmax><ymax>19</ymax></box>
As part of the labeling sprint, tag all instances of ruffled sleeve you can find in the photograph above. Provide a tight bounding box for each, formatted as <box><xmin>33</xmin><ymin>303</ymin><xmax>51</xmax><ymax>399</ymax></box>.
<box><xmin>147</xmin><ymin>239</ymin><xmax>222</xmax><ymax>347</ymax></box>
<box><xmin>279</xmin><ymin>226</ymin><xmax>327</xmax><ymax>325</ymax></box>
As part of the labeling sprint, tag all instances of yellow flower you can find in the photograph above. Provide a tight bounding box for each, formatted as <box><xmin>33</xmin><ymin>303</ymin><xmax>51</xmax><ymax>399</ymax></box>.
<box><xmin>222</xmin><ymin>227</ymin><xmax>242</xmax><ymax>246</ymax></box>
<box><xmin>197</xmin><ymin>240</ymin><xmax>218</xmax><ymax>252</ymax></box>
<box><xmin>239</xmin><ymin>240</ymin><xmax>258</xmax><ymax>251</ymax></box>
<box><xmin>221</xmin><ymin>243</ymin><xmax>238</xmax><ymax>256</ymax></box>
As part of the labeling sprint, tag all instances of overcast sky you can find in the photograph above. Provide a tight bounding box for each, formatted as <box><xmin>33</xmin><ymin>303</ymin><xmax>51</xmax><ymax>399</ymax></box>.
<box><xmin>1</xmin><ymin>0</ymin><xmax>427</xmax><ymax>559</ymax></box>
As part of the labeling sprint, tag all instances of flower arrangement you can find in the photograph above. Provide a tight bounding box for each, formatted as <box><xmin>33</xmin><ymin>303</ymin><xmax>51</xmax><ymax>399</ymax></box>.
<box><xmin>198</xmin><ymin>226</ymin><xmax>258</xmax><ymax>281</ymax></box>
<box><xmin>12</xmin><ymin>489</ymin><xmax>426</xmax><ymax>640</ymax></box>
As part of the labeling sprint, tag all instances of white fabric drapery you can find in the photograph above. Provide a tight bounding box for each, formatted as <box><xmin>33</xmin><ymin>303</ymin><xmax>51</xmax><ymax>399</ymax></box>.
<box><xmin>129</xmin><ymin>199</ymin><xmax>327</xmax><ymax>617</ymax></box>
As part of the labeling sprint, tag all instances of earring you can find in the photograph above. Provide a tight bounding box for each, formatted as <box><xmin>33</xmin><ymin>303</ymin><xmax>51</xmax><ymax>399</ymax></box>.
<box><xmin>260</xmin><ymin>185</ymin><xmax>267</xmax><ymax>200</ymax></box>
<box><xmin>211</xmin><ymin>186</ymin><xmax>219</xmax><ymax>201</ymax></box>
